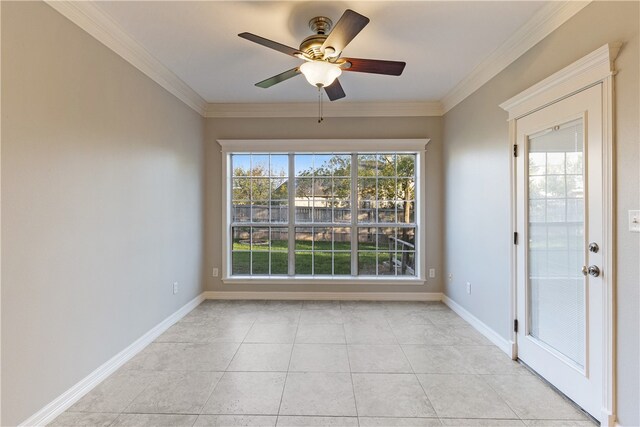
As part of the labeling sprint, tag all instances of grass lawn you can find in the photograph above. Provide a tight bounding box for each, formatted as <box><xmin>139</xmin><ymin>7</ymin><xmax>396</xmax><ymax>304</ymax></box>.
<box><xmin>232</xmin><ymin>239</ymin><xmax>381</xmax><ymax>275</ymax></box>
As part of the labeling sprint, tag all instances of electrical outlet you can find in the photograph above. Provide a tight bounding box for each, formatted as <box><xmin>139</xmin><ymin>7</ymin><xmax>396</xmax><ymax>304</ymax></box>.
<box><xmin>212</xmin><ymin>268</ymin><xmax>219</xmax><ymax>277</ymax></box>
<box><xmin>448</xmin><ymin>273</ymin><xmax>453</xmax><ymax>282</ymax></box>
<box><xmin>629</xmin><ymin>210</ymin><xmax>640</xmax><ymax>232</ymax></box>
<box><xmin>428</xmin><ymin>268</ymin><xmax>436</xmax><ymax>278</ymax></box>
<box><xmin>173</xmin><ymin>282</ymin><xmax>179</xmax><ymax>295</ymax></box>
<box><xmin>466</xmin><ymin>282</ymin><xmax>471</xmax><ymax>295</ymax></box>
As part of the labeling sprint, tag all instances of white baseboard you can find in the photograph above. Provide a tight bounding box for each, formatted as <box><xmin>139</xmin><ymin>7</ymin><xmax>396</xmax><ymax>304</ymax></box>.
<box><xmin>204</xmin><ymin>291</ymin><xmax>443</xmax><ymax>302</ymax></box>
<box><xmin>20</xmin><ymin>293</ymin><xmax>205</xmax><ymax>427</ymax></box>
<box><xmin>442</xmin><ymin>294</ymin><xmax>516</xmax><ymax>357</ymax></box>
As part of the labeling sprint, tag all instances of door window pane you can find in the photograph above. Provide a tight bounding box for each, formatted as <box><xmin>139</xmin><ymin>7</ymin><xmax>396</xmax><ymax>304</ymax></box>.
<box><xmin>527</xmin><ymin>118</ymin><xmax>586</xmax><ymax>368</ymax></box>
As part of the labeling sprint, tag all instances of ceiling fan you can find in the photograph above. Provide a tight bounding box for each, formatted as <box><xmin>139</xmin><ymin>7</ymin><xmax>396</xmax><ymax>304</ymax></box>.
<box><xmin>238</xmin><ymin>9</ymin><xmax>406</xmax><ymax>102</ymax></box>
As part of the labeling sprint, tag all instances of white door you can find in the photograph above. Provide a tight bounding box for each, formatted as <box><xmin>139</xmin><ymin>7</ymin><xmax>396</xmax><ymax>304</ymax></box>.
<box><xmin>515</xmin><ymin>84</ymin><xmax>604</xmax><ymax>419</ymax></box>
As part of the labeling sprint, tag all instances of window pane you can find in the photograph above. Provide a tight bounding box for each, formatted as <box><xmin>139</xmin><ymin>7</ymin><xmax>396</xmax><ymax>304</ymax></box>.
<box><xmin>358</xmin><ymin>252</ymin><xmax>377</xmax><ymax>275</ymax></box>
<box><xmin>295</xmin><ymin>228</ymin><xmax>313</xmax><ymax>250</ymax></box>
<box><xmin>252</xmin><ymin>203</ymin><xmax>269</xmax><ymax>222</ymax></box>
<box><xmin>252</xmin><ymin>178</ymin><xmax>270</xmax><ymax>200</ymax></box>
<box><xmin>378</xmin><ymin>154</ymin><xmax>396</xmax><ymax>176</ymax></box>
<box><xmin>232</xmin><ymin>155</ymin><xmax>251</xmax><ymax>176</ymax></box>
<box><xmin>271</xmin><ymin>252</ymin><xmax>288</xmax><ymax>275</ymax></box>
<box><xmin>397</xmin><ymin>155</ymin><xmax>415</xmax><ymax>177</ymax></box>
<box><xmin>334</xmin><ymin>252</ymin><xmax>351</xmax><ymax>275</ymax></box>
<box><xmin>271</xmin><ymin>178</ymin><xmax>288</xmax><ymax>199</ymax></box>
<box><xmin>547</xmin><ymin>153</ymin><xmax>565</xmax><ymax>175</ymax></box>
<box><xmin>270</xmin><ymin>154</ymin><xmax>288</xmax><ymax>177</ymax></box>
<box><xmin>295</xmin><ymin>178</ymin><xmax>313</xmax><ymax>198</ymax></box>
<box><xmin>314</xmin><ymin>154</ymin><xmax>332</xmax><ymax>176</ymax></box>
<box><xmin>233</xmin><ymin>202</ymin><xmax>251</xmax><ymax>223</ymax></box>
<box><xmin>270</xmin><ymin>201</ymin><xmax>288</xmax><ymax>223</ymax></box>
<box><xmin>295</xmin><ymin>154</ymin><xmax>313</xmax><ymax>176</ymax></box>
<box><xmin>358</xmin><ymin>154</ymin><xmax>377</xmax><ymax>177</ymax></box>
<box><xmin>378</xmin><ymin>178</ymin><xmax>397</xmax><ymax>200</ymax></box>
<box><xmin>378</xmin><ymin>251</ymin><xmax>396</xmax><ymax>276</ymax></box>
<box><xmin>313</xmin><ymin>200</ymin><xmax>332</xmax><ymax>223</ymax></box>
<box><xmin>331</xmin><ymin>154</ymin><xmax>351</xmax><ymax>177</ymax></box>
<box><xmin>377</xmin><ymin>201</ymin><xmax>397</xmax><ymax>223</ymax></box>
<box><xmin>334</xmin><ymin>227</ymin><xmax>351</xmax><ymax>251</ymax></box>
<box><xmin>271</xmin><ymin>228</ymin><xmax>288</xmax><ymax>251</ymax></box>
<box><xmin>314</xmin><ymin>227</ymin><xmax>332</xmax><ymax>251</ymax></box>
<box><xmin>252</xmin><ymin>251</ymin><xmax>269</xmax><ymax>275</ymax></box>
<box><xmin>397</xmin><ymin>227</ymin><xmax>416</xmax><ymax>249</ymax></box>
<box><xmin>377</xmin><ymin>227</ymin><xmax>397</xmax><ymax>251</ymax></box>
<box><xmin>252</xmin><ymin>227</ymin><xmax>269</xmax><ymax>251</ymax></box>
<box><xmin>334</xmin><ymin>178</ymin><xmax>351</xmax><ymax>200</ymax></box>
<box><xmin>358</xmin><ymin>178</ymin><xmax>377</xmax><ymax>201</ymax></box>
<box><xmin>233</xmin><ymin>178</ymin><xmax>251</xmax><ymax>201</ymax></box>
<box><xmin>232</xmin><ymin>227</ymin><xmax>251</xmax><ymax>250</ymax></box>
<box><xmin>358</xmin><ymin>227</ymin><xmax>377</xmax><ymax>251</ymax></box>
<box><xmin>397</xmin><ymin>201</ymin><xmax>415</xmax><ymax>224</ymax></box>
<box><xmin>397</xmin><ymin>252</ymin><xmax>416</xmax><ymax>276</ymax></box>
<box><xmin>295</xmin><ymin>252</ymin><xmax>313</xmax><ymax>275</ymax></box>
<box><xmin>232</xmin><ymin>252</ymin><xmax>250</xmax><ymax>275</ymax></box>
<box><xmin>397</xmin><ymin>178</ymin><xmax>415</xmax><ymax>201</ymax></box>
<box><xmin>314</xmin><ymin>252</ymin><xmax>333</xmax><ymax>275</ymax></box>
<box><xmin>252</xmin><ymin>154</ymin><xmax>269</xmax><ymax>175</ymax></box>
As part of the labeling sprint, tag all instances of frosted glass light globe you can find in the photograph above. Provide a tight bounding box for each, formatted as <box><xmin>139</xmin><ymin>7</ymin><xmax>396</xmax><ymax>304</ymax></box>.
<box><xmin>300</xmin><ymin>61</ymin><xmax>342</xmax><ymax>87</ymax></box>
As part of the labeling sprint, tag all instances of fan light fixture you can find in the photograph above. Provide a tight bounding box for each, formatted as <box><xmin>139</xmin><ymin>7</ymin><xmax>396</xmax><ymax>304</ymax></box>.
<box><xmin>300</xmin><ymin>61</ymin><xmax>342</xmax><ymax>88</ymax></box>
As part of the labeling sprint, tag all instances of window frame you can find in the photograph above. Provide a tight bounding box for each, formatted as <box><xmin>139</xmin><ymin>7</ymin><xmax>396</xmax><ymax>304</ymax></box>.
<box><xmin>220</xmin><ymin>139</ymin><xmax>429</xmax><ymax>285</ymax></box>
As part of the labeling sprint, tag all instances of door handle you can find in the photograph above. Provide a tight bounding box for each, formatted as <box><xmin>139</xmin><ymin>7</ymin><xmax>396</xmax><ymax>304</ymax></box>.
<box><xmin>582</xmin><ymin>265</ymin><xmax>601</xmax><ymax>277</ymax></box>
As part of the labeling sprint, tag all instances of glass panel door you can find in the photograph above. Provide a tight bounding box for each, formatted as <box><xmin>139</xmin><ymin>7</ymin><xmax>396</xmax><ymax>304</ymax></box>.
<box><xmin>527</xmin><ymin>118</ymin><xmax>586</xmax><ymax>368</ymax></box>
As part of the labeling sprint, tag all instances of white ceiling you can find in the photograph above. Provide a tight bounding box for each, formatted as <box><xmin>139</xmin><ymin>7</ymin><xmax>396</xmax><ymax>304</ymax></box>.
<box><xmin>94</xmin><ymin>1</ymin><xmax>549</xmax><ymax>104</ymax></box>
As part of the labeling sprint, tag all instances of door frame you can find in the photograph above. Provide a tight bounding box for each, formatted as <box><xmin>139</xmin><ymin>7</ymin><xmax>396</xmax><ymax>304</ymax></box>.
<box><xmin>501</xmin><ymin>43</ymin><xmax>620</xmax><ymax>426</ymax></box>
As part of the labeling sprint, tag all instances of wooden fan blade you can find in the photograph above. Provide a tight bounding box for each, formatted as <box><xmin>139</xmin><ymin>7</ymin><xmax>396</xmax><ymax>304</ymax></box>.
<box><xmin>321</xmin><ymin>10</ymin><xmax>369</xmax><ymax>54</ymax></box>
<box><xmin>341</xmin><ymin>58</ymin><xmax>406</xmax><ymax>76</ymax></box>
<box><xmin>324</xmin><ymin>79</ymin><xmax>346</xmax><ymax>101</ymax></box>
<box><xmin>239</xmin><ymin>32</ymin><xmax>302</xmax><ymax>57</ymax></box>
<box><xmin>255</xmin><ymin>68</ymin><xmax>301</xmax><ymax>88</ymax></box>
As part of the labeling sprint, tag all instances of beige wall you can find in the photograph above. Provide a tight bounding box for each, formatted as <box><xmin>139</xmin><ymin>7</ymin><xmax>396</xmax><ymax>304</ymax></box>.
<box><xmin>204</xmin><ymin>117</ymin><xmax>444</xmax><ymax>294</ymax></box>
<box><xmin>1</xmin><ymin>2</ymin><xmax>205</xmax><ymax>425</ymax></box>
<box><xmin>442</xmin><ymin>1</ymin><xmax>639</xmax><ymax>425</ymax></box>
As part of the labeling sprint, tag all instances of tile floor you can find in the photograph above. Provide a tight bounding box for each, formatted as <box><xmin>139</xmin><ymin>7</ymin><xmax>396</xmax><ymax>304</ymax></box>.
<box><xmin>53</xmin><ymin>300</ymin><xmax>595</xmax><ymax>426</ymax></box>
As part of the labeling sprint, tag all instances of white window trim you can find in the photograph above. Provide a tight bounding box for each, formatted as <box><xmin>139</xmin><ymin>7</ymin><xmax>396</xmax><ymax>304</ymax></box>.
<box><xmin>219</xmin><ymin>139</ymin><xmax>429</xmax><ymax>285</ymax></box>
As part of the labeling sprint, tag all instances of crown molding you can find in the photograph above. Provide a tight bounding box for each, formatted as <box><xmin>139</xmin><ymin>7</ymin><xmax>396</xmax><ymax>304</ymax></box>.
<box><xmin>441</xmin><ymin>0</ymin><xmax>591</xmax><ymax>114</ymax></box>
<box><xmin>45</xmin><ymin>0</ymin><xmax>590</xmax><ymax>119</ymax></box>
<box><xmin>45</xmin><ymin>0</ymin><xmax>207</xmax><ymax>116</ymax></box>
<box><xmin>205</xmin><ymin>101</ymin><xmax>444</xmax><ymax>118</ymax></box>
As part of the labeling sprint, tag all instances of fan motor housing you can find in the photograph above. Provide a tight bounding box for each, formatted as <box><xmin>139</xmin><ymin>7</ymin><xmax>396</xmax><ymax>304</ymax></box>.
<box><xmin>300</xmin><ymin>16</ymin><xmax>333</xmax><ymax>60</ymax></box>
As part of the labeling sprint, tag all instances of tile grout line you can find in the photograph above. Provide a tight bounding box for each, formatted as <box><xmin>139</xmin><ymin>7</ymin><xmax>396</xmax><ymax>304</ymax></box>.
<box><xmin>342</xmin><ymin>322</ymin><xmax>360</xmax><ymax>427</ymax></box>
<box><xmin>197</xmin><ymin>310</ymin><xmax>257</xmax><ymax>419</ymax></box>
<box><xmin>384</xmin><ymin>312</ymin><xmax>441</xmax><ymax>420</ymax></box>
<box><xmin>275</xmin><ymin>307</ymin><xmax>302</xmax><ymax>423</ymax></box>
<box><xmin>478</xmin><ymin>373</ymin><xmax>525</xmax><ymax>422</ymax></box>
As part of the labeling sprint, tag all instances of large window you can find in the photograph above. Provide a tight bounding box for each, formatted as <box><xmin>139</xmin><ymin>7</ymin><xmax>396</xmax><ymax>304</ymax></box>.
<box><xmin>224</xmin><ymin>141</ymin><xmax>424</xmax><ymax>281</ymax></box>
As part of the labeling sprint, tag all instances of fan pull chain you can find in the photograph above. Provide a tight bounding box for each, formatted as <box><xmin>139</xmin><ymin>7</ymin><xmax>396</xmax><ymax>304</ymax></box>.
<box><xmin>318</xmin><ymin>86</ymin><xmax>324</xmax><ymax>123</ymax></box>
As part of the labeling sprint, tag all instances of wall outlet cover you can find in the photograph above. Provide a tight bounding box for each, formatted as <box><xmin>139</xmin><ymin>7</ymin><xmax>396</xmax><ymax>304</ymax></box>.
<box><xmin>466</xmin><ymin>282</ymin><xmax>471</xmax><ymax>294</ymax></box>
<box><xmin>429</xmin><ymin>268</ymin><xmax>436</xmax><ymax>278</ymax></box>
<box><xmin>212</xmin><ymin>268</ymin><xmax>219</xmax><ymax>277</ymax></box>
<box><xmin>173</xmin><ymin>282</ymin><xmax>179</xmax><ymax>294</ymax></box>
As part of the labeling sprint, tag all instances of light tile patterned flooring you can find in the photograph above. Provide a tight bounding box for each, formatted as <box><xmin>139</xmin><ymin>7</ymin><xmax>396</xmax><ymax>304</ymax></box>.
<box><xmin>53</xmin><ymin>301</ymin><xmax>595</xmax><ymax>427</ymax></box>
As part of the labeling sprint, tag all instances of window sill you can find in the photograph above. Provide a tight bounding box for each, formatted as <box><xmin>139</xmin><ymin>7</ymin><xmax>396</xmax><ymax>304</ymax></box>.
<box><xmin>221</xmin><ymin>276</ymin><xmax>427</xmax><ymax>286</ymax></box>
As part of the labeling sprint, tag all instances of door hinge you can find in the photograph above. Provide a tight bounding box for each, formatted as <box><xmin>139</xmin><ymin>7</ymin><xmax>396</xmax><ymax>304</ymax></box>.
<box><xmin>514</xmin><ymin>232</ymin><xmax>519</xmax><ymax>245</ymax></box>
<box><xmin>514</xmin><ymin>319</ymin><xmax>519</xmax><ymax>333</ymax></box>
<box><xmin>513</xmin><ymin>144</ymin><xmax>518</xmax><ymax>157</ymax></box>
